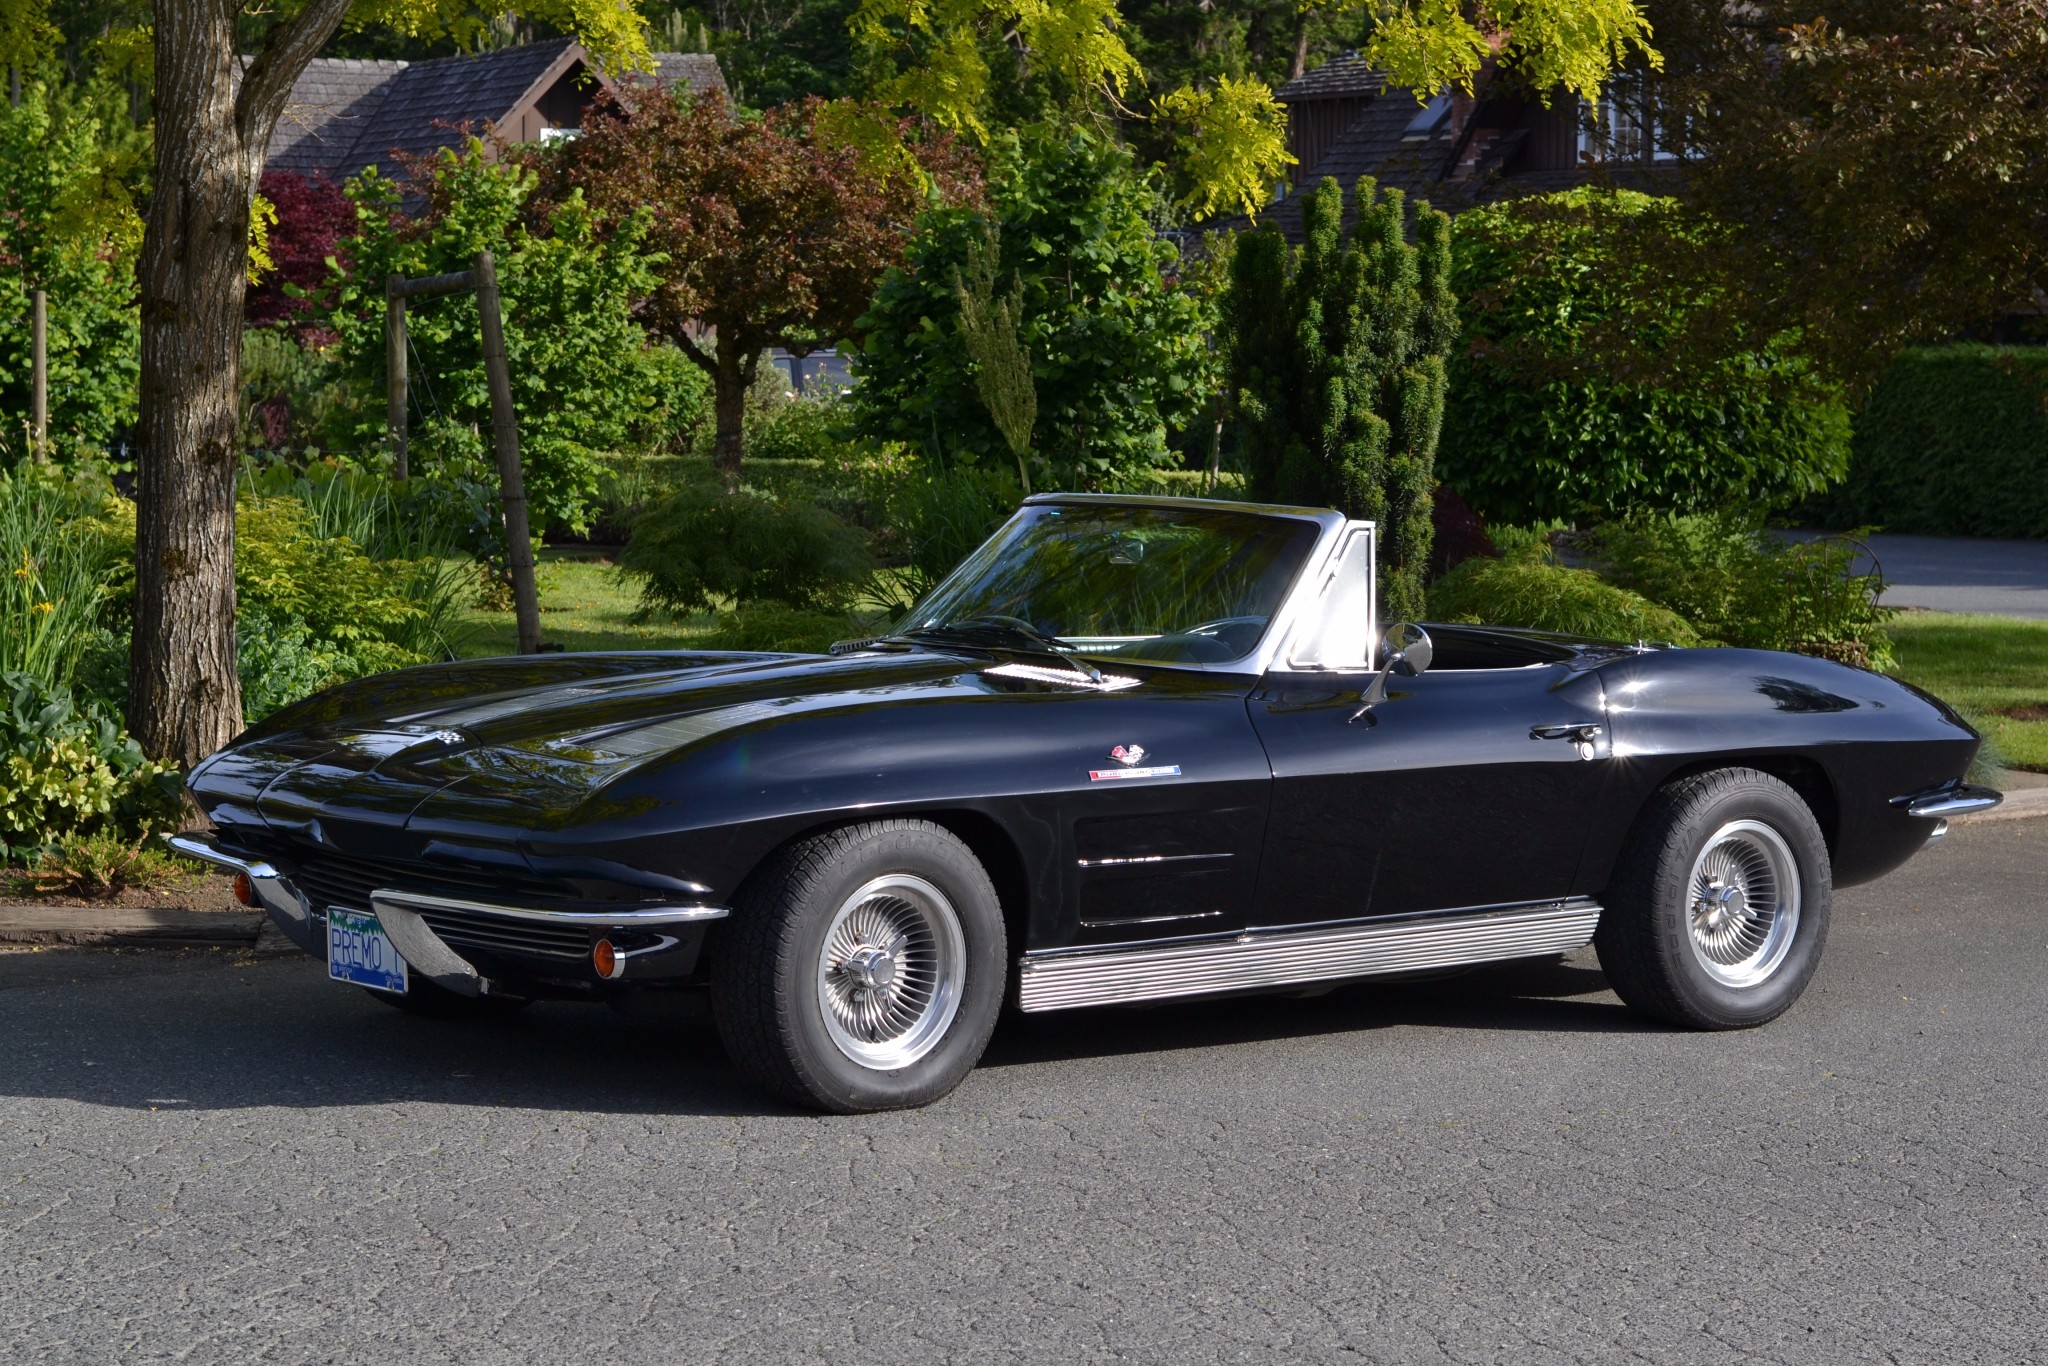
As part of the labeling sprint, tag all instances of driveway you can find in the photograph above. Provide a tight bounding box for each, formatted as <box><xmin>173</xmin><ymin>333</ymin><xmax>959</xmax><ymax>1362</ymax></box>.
<box><xmin>1786</xmin><ymin>531</ymin><xmax>2048</xmax><ymax>619</ymax></box>
<box><xmin>3</xmin><ymin>819</ymin><xmax>2045</xmax><ymax>1363</ymax></box>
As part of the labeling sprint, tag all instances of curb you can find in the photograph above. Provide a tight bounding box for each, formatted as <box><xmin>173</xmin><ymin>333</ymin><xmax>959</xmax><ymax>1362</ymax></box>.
<box><xmin>0</xmin><ymin>906</ymin><xmax>265</xmax><ymax>949</ymax></box>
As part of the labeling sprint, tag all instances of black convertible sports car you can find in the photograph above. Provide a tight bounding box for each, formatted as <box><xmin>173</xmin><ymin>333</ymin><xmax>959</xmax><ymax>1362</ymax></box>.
<box><xmin>176</xmin><ymin>494</ymin><xmax>2000</xmax><ymax>1111</ymax></box>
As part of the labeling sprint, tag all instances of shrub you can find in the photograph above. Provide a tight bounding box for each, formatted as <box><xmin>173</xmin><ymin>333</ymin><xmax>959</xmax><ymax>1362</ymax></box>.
<box><xmin>621</xmin><ymin>483</ymin><xmax>874</xmax><ymax>616</ymax></box>
<box><xmin>1427</xmin><ymin>557</ymin><xmax>1700</xmax><ymax>645</ymax></box>
<box><xmin>887</xmin><ymin>467</ymin><xmax>1021</xmax><ymax>605</ymax></box>
<box><xmin>850</xmin><ymin>127</ymin><xmax>1211</xmax><ymax>491</ymax></box>
<box><xmin>1440</xmin><ymin>188</ymin><xmax>1850</xmax><ymax>525</ymax></box>
<box><xmin>1814</xmin><ymin>345</ymin><xmax>2048</xmax><ymax>538</ymax></box>
<box><xmin>1590</xmin><ymin>513</ymin><xmax>1894</xmax><ymax>669</ymax></box>
<box><xmin>0</xmin><ymin>673</ymin><xmax>183</xmax><ymax>864</ymax></box>
<box><xmin>328</xmin><ymin>142</ymin><xmax>693</xmax><ymax>535</ymax></box>
<box><xmin>6</xmin><ymin>832</ymin><xmax>193</xmax><ymax>899</ymax></box>
<box><xmin>697</xmin><ymin>603</ymin><xmax>872</xmax><ymax>654</ymax></box>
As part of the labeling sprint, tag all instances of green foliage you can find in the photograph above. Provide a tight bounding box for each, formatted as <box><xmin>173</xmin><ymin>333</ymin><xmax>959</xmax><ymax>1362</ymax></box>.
<box><xmin>1426</xmin><ymin>557</ymin><xmax>1699</xmax><ymax>645</ymax></box>
<box><xmin>327</xmin><ymin>142</ymin><xmax>692</xmax><ymax>535</ymax></box>
<box><xmin>887</xmin><ymin>465</ymin><xmax>1021</xmax><ymax>602</ymax></box>
<box><xmin>621</xmin><ymin>481</ymin><xmax>875</xmax><ymax>614</ymax></box>
<box><xmin>0</xmin><ymin>466</ymin><xmax>125</xmax><ymax>694</ymax></box>
<box><xmin>1590</xmin><ymin>513</ymin><xmax>1894</xmax><ymax>669</ymax></box>
<box><xmin>0</xmin><ymin>672</ymin><xmax>183</xmax><ymax>865</ymax></box>
<box><xmin>1815</xmin><ymin>345</ymin><xmax>2048</xmax><ymax>539</ymax></box>
<box><xmin>738</xmin><ymin>392</ymin><xmax>847</xmax><ymax>465</ymax></box>
<box><xmin>696</xmin><ymin>601</ymin><xmax>872</xmax><ymax>653</ymax></box>
<box><xmin>1439</xmin><ymin>188</ymin><xmax>1851</xmax><ymax>526</ymax></box>
<box><xmin>6</xmin><ymin>830</ymin><xmax>194</xmax><ymax>899</ymax></box>
<box><xmin>850</xmin><ymin>127</ymin><xmax>1210</xmax><ymax>490</ymax></box>
<box><xmin>0</xmin><ymin>75</ymin><xmax>143</xmax><ymax>459</ymax></box>
<box><xmin>235</xmin><ymin>602</ymin><xmax>364</xmax><ymax>725</ymax></box>
<box><xmin>952</xmin><ymin>220</ymin><xmax>1036</xmax><ymax>491</ymax></box>
<box><xmin>1227</xmin><ymin>176</ymin><xmax>1455</xmax><ymax>623</ymax></box>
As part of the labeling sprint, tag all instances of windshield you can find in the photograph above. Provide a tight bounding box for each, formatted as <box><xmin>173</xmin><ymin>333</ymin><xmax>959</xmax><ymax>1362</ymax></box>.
<box><xmin>897</xmin><ymin>503</ymin><xmax>1321</xmax><ymax>667</ymax></box>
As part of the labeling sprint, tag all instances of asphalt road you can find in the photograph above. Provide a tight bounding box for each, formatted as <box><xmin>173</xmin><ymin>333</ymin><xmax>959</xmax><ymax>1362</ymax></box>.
<box><xmin>1780</xmin><ymin>531</ymin><xmax>2048</xmax><ymax>620</ymax></box>
<box><xmin>3</xmin><ymin>821</ymin><xmax>2044</xmax><ymax>1364</ymax></box>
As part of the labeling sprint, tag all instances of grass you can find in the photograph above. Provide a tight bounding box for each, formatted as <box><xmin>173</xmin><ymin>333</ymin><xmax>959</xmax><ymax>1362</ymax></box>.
<box><xmin>454</xmin><ymin>551</ymin><xmax>713</xmax><ymax>657</ymax></box>
<box><xmin>454</xmin><ymin>549</ymin><xmax>883</xmax><ymax>658</ymax></box>
<box><xmin>1888</xmin><ymin>611</ymin><xmax>2048</xmax><ymax>773</ymax></box>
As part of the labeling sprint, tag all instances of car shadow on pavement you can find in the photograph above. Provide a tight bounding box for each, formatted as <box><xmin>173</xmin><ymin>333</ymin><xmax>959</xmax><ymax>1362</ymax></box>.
<box><xmin>0</xmin><ymin>947</ymin><xmax>1645</xmax><ymax>1116</ymax></box>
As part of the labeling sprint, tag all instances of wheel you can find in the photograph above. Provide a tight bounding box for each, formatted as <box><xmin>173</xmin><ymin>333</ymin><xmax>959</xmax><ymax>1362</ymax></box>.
<box><xmin>711</xmin><ymin>820</ymin><xmax>1008</xmax><ymax>1113</ymax></box>
<box><xmin>363</xmin><ymin>979</ymin><xmax>530</xmax><ymax>1020</ymax></box>
<box><xmin>1596</xmin><ymin>768</ymin><xmax>1832</xmax><ymax>1030</ymax></box>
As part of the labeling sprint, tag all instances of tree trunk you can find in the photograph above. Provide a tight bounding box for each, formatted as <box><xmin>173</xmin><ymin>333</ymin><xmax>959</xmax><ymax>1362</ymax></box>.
<box><xmin>131</xmin><ymin>0</ymin><xmax>353</xmax><ymax>767</ymax></box>
<box><xmin>1293</xmin><ymin>19</ymin><xmax>1311</xmax><ymax>81</ymax></box>
<box><xmin>711</xmin><ymin>345</ymin><xmax>758</xmax><ymax>482</ymax></box>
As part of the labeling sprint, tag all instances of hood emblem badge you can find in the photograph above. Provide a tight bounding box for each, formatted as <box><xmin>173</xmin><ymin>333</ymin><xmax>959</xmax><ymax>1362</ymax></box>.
<box><xmin>1089</xmin><ymin>744</ymin><xmax>1180</xmax><ymax>784</ymax></box>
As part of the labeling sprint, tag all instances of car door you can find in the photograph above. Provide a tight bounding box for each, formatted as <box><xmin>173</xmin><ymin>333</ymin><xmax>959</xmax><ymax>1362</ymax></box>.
<box><xmin>1246</xmin><ymin>533</ymin><xmax>1614</xmax><ymax>925</ymax></box>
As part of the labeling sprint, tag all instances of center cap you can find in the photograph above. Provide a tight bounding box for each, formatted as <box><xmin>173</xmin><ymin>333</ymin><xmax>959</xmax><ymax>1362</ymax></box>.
<box><xmin>847</xmin><ymin>946</ymin><xmax>898</xmax><ymax>992</ymax></box>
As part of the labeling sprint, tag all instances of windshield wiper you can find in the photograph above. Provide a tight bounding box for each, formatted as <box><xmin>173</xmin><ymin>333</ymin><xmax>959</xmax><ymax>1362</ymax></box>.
<box><xmin>891</xmin><ymin>619</ymin><xmax>1103</xmax><ymax>680</ymax></box>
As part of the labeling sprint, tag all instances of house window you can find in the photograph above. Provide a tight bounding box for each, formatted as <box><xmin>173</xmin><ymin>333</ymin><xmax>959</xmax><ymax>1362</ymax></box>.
<box><xmin>1402</xmin><ymin>92</ymin><xmax>1453</xmax><ymax>143</ymax></box>
<box><xmin>538</xmin><ymin>126</ymin><xmax>582</xmax><ymax>144</ymax></box>
<box><xmin>1577</xmin><ymin>79</ymin><xmax>1675</xmax><ymax>162</ymax></box>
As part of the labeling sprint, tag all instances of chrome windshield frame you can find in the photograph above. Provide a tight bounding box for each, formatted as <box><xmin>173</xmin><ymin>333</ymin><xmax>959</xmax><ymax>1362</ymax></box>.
<box><xmin>906</xmin><ymin>493</ymin><xmax>1357</xmax><ymax>678</ymax></box>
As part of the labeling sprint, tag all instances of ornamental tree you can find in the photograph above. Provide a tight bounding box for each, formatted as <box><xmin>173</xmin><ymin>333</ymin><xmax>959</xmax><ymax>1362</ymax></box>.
<box><xmin>851</xmin><ymin>0</ymin><xmax>1660</xmax><ymax>220</ymax></box>
<box><xmin>1226</xmin><ymin>176</ymin><xmax>1456</xmax><ymax>623</ymax></box>
<box><xmin>245</xmin><ymin>171</ymin><xmax>354</xmax><ymax>334</ymax></box>
<box><xmin>546</xmin><ymin>85</ymin><xmax>981</xmax><ymax>478</ymax></box>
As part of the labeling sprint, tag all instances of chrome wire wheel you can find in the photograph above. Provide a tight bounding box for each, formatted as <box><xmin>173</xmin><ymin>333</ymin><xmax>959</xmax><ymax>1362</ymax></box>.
<box><xmin>1684</xmin><ymin>819</ymin><xmax>1802</xmax><ymax>989</ymax></box>
<box><xmin>815</xmin><ymin>873</ymin><xmax>966</xmax><ymax>1071</ymax></box>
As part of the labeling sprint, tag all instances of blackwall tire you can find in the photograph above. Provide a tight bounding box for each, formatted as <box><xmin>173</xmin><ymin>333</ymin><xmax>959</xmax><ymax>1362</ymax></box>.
<box><xmin>1596</xmin><ymin>767</ymin><xmax>1832</xmax><ymax>1030</ymax></box>
<box><xmin>711</xmin><ymin>820</ymin><xmax>1007</xmax><ymax>1113</ymax></box>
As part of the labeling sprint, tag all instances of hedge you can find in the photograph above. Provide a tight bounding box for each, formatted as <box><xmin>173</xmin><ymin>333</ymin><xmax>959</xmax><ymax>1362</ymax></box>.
<box><xmin>1818</xmin><ymin>345</ymin><xmax>2048</xmax><ymax>538</ymax></box>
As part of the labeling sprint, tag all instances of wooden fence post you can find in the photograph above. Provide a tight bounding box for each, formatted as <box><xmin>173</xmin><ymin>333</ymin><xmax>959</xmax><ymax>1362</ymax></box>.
<box><xmin>472</xmin><ymin>251</ymin><xmax>543</xmax><ymax>656</ymax></box>
<box><xmin>30</xmin><ymin>288</ymin><xmax>47</xmax><ymax>464</ymax></box>
<box><xmin>385</xmin><ymin>276</ymin><xmax>407</xmax><ymax>479</ymax></box>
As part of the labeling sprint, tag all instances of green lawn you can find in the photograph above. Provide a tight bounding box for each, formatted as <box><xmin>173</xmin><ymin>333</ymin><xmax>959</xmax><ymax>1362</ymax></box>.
<box><xmin>455</xmin><ymin>551</ymin><xmax>719</xmax><ymax>657</ymax></box>
<box><xmin>455</xmin><ymin>560</ymin><xmax>2048</xmax><ymax>774</ymax></box>
<box><xmin>1887</xmin><ymin>611</ymin><xmax>2048</xmax><ymax>774</ymax></box>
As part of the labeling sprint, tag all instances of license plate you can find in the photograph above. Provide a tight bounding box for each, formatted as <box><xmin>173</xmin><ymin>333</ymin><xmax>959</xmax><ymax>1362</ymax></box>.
<box><xmin>327</xmin><ymin>907</ymin><xmax>408</xmax><ymax>994</ymax></box>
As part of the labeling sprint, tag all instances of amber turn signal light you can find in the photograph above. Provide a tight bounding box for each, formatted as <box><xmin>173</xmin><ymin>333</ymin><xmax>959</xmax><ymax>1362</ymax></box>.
<box><xmin>232</xmin><ymin>872</ymin><xmax>258</xmax><ymax>907</ymax></box>
<box><xmin>592</xmin><ymin>938</ymin><xmax>624</xmax><ymax>980</ymax></box>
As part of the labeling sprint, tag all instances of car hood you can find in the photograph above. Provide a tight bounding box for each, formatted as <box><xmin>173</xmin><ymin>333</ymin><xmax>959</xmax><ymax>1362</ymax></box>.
<box><xmin>190</xmin><ymin>648</ymin><xmax>992</xmax><ymax>843</ymax></box>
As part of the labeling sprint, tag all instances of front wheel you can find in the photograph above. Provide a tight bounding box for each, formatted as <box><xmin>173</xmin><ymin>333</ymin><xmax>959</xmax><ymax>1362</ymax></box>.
<box><xmin>1596</xmin><ymin>768</ymin><xmax>1832</xmax><ymax>1029</ymax></box>
<box><xmin>711</xmin><ymin>820</ymin><xmax>1008</xmax><ymax>1113</ymax></box>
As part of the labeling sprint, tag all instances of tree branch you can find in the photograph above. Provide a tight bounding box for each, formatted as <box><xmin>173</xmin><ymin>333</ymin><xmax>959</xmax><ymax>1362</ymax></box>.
<box><xmin>236</xmin><ymin>0</ymin><xmax>357</xmax><ymax>149</ymax></box>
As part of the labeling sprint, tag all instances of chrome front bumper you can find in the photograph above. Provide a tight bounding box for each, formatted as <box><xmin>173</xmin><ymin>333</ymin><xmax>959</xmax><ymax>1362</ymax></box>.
<box><xmin>168</xmin><ymin>832</ymin><xmax>728</xmax><ymax>996</ymax></box>
<box><xmin>1893</xmin><ymin>782</ymin><xmax>2005</xmax><ymax>820</ymax></box>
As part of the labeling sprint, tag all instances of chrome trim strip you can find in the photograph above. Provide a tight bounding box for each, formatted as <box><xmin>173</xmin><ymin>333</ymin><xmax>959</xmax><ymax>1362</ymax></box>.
<box><xmin>367</xmin><ymin>887</ymin><xmax>730</xmax><ymax>926</ymax></box>
<box><xmin>168</xmin><ymin>832</ymin><xmax>277</xmax><ymax>879</ymax></box>
<box><xmin>1075</xmin><ymin>852</ymin><xmax>1233</xmax><ymax>869</ymax></box>
<box><xmin>1016</xmin><ymin>898</ymin><xmax>1602</xmax><ymax>1013</ymax></box>
<box><xmin>1894</xmin><ymin>783</ymin><xmax>2003</xmax><ymax>819</ymax></box>
<box><xmin>1079</xmin><ymin>908</ymin><xmax>1227</xmax><ymax>928</ymax></box>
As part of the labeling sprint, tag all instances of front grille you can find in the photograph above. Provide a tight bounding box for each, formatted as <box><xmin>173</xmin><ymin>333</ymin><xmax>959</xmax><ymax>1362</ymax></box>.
<box><xmin>412</xmin><ymin>904</ymin><xmax>588</xmax><ymax>961</ymax></box>
<box><xmin>287</xmin><ymin>851</ymin><xmax>593</xmax><ymax>963</ymax></box>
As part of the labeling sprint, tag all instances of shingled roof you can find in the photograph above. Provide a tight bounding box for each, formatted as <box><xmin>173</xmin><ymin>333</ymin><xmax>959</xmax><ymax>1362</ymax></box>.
<box><xmin>264</xmin><ymin>41</ymin><xmax>728</xmax><ymax>184</ymax></box>
<box><xmin>1274</xmin><ymin>53</ymin><xmax>1386</xmax><ymax>103</ymax></box>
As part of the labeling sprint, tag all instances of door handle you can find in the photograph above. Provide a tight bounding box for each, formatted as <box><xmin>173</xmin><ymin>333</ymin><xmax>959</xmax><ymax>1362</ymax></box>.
<box><xmin>1530</xmin><ymin>723</ymin><xmax>1604</xmax><ymax>743</ymax></box>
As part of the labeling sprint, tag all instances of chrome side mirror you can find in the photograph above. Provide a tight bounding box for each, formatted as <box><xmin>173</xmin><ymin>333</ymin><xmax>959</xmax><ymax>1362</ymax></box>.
<box><xmin>1351</xmin><ymin>623</ymin><xmax>1434</xmax><ymax>721</ymax></box>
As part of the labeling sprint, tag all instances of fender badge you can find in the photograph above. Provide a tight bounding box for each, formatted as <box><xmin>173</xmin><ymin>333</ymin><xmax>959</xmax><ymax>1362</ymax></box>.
<box><xmin>1090</xmin><ymin>745</ymin><xmax>1180</xmax><ymax>782</ymax></box>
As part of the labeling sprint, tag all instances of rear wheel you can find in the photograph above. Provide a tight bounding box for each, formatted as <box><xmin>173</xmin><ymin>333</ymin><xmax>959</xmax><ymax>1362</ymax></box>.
<box><xmin>712</xmin><ymin>820</ymin><xmax>1007</xmax><ymax>1113</ymax></box>
<box><xmin>1596</xmin><ymin>768</ymin><xmax>1832</xmax><ymax>1029</ymax></box>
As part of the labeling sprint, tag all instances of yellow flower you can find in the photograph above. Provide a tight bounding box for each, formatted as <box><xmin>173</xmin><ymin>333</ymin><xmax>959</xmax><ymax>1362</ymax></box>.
<box><xmin>32</xmin><ymin>601</ymin><xmax>54</xmax><ymax>615</ymax></box>
<box><xmin>13</xmin><ymin>548</ymin><xmax>31</xmax><ymax>579</ymax></box>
